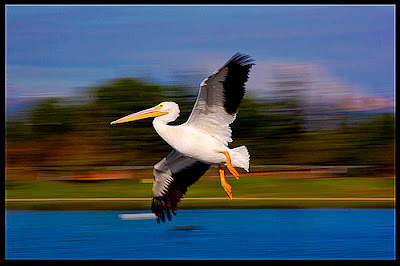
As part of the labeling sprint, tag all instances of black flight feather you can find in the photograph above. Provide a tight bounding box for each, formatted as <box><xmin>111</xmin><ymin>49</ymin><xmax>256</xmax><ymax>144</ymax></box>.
<box><xmin>221</xmin><ymin>52</ymin><xmax>254</xmax><ymax>115</ymax></box>
<box><xmin>151</xmin><ymin>157</ymin><xmax>210</xmax><ymax>223</ymax></box>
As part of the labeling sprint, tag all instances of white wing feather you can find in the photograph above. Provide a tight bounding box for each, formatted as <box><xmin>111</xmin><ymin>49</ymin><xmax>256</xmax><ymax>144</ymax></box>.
<box><xmin>185</xmin><ymin>66</ymin><xmax>235</xmax><ymax>146</ymax></box>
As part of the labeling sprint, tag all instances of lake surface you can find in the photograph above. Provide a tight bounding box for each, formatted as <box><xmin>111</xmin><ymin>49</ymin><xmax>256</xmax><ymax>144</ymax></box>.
<box><xmin>5</xmin><ymin>209</ymin><xmax>395</xmax><ymax>259</ymax></box>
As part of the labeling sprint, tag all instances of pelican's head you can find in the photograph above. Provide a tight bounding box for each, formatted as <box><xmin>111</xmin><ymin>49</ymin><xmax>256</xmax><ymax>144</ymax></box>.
<box><xmin>110</xmin><ymin>101</ymin><xmax>180</xmax><ymax>125</ymax></box>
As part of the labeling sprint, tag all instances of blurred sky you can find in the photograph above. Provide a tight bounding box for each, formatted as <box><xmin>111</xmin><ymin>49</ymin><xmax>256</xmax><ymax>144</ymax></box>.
<box><xmin>5</xmin><ymin>5</ymin><xmax>395</xmax><ymax>104</ymax></box>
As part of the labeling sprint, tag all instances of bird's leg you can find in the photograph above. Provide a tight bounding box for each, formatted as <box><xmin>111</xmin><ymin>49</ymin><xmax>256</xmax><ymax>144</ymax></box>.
<box><xmin>218</xmin><ymin>166</ymin><xmax>232</xmax><ymax>200</ymax></box>
<box><xmin>223</xmin><ymin>151</ymin><xmax>239</xmax><ymax>179</ymax></box>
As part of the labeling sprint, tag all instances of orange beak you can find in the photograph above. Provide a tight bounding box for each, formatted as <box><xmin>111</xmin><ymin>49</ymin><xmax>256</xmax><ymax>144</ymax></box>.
<box><xmin>110</xmin><ymin>106</ymin><xmax>167</xmax><ymax>125</ymax></box>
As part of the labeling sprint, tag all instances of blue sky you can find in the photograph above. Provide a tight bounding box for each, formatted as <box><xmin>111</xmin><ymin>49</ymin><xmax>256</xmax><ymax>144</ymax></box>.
<box><xmin>6</xmin><ymin>5</ymin><xmax>395</xmax><ymax>103</ymax></box>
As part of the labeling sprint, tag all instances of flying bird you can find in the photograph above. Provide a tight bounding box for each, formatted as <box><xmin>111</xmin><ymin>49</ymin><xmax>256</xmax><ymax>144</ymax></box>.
<box><xmin>111</xmin><ymin>52</ymin><xmax>254</xmax><ymax>223</ymax></box>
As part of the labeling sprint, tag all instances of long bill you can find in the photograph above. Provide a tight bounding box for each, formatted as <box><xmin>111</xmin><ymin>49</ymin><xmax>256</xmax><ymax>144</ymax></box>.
<box><xmin>110</xmin><ymin>106</ymin><xmax>167</xmax><ymax>125</ymax></box>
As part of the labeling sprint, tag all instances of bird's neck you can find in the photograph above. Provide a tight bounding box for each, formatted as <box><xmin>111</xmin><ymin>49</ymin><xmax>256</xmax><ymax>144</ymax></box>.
<box><xmin>152</xmin><ymin>116</ymin><xmax>179</xmax><ymax>149</ymax></box>
<box><xmin>152</xmin><ymin>116</ymin><xmax>170</xmax><ymax>131</ymax></box>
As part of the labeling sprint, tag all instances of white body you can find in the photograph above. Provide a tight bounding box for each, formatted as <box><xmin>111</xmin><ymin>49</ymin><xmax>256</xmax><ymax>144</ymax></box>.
<box><xmin>153</xmin><ymin>121</ymin><xmax>226</xmax><ymax>164</ymax></box>
<box><xmin>152</xmin><ymin>103</ymin><xmax>249</xmax><ymax>171</ymax></box>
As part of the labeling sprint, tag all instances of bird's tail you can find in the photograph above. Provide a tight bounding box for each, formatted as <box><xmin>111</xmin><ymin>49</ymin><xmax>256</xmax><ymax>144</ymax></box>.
<box><xmin>229</xmin><ymin>145</ymin><xmax>250</xmax><ymax>172</ymax></box>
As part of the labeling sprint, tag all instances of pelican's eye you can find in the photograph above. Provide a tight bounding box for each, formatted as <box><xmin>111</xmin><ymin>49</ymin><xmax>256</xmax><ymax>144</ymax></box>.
<box><xmin>157</xmin><ymin>104</ymin><xmax>163</xmax><ymax>109</ymax></box>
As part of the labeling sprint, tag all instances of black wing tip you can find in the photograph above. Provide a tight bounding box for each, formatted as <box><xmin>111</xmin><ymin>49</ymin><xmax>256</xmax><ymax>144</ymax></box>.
<box><xmin>151</xmin><ymin>196</ymin><xmax>177</xmax><ymax>223</ymax></box>
<box><xmin>226</xmin><ymin>52</ymin><xmax>255</xmax><ymax>68</ymax></box>
<box><xmin>221</xmin><ymin>52</ymin><xmax>254</xmax><ymax>115</ymax></box>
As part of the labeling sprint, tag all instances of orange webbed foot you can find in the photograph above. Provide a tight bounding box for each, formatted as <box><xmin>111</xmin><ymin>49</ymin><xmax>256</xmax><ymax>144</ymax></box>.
<box><xmin>218</xmin><ymin>166</ymin><xmax>232</xmax><ymax>200</ymax></box>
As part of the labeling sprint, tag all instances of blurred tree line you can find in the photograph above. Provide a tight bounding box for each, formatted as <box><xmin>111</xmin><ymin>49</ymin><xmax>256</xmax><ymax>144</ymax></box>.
<box><xmin>6</xmin><ymin>77</ymin><xmax>395</xmax><ymax>178</ymax></box>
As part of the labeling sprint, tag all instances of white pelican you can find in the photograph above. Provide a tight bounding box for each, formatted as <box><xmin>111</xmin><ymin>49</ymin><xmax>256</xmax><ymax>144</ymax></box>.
<box><xmin>111</xmin><ymin>52</ymin><xmax>254</xmax><ymax>223</ymax></box>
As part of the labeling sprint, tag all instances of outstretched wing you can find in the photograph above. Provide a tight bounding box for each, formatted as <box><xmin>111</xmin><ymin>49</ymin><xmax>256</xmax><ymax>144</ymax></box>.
<box><xmin>185</xmin><ymin>52</ymin><xmax>254</xmax><ymax>146</ymax></box>
<box><xmin>151</xmin><ymin>149</ymin><xmax>211</xmax><ymax>223</ymax></box>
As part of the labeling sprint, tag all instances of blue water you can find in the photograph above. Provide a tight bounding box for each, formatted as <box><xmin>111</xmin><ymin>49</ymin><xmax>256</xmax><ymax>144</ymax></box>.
<box><xmin>5</xmin><ymin>209</ymin><xmax>395</xmax><ymax>259</ymax></box>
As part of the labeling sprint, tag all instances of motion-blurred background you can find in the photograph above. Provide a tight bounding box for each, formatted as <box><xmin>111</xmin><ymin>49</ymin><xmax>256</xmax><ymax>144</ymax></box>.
<box><xmin>5</xmin><ymin>5</ymin><xmax>394</xmax><ymax>205</ymax></box>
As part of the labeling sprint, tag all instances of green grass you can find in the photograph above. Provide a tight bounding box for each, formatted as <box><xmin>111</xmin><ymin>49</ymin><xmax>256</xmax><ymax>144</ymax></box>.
<box><xmin>5</xmin><ymin>174</ymin><xmax>395</xmax><ymax>210</ymax></box>
<box><xmin>6</xmin><ymin>179</ymin><xmax>154</xmax><ymax>199</ymax></box>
